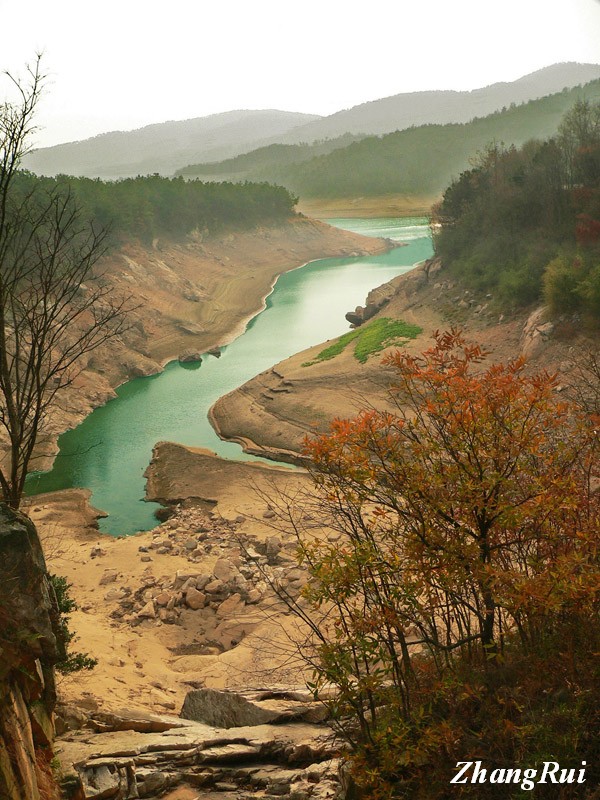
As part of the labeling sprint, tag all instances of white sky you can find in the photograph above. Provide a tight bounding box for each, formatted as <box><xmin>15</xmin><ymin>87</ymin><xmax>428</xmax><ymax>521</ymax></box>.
<box><xmin>2</xmin><ymin>0</ymin><xmax>600</xmax><ymax>148</ymax></box>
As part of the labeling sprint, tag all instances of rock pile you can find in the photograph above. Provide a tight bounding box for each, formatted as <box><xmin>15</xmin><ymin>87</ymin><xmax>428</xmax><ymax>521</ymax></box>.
<box><xmin>102</xmin><ymin>506</ymin><xmax>309</xmax><ymax>654</ymax></box>
<box><xmin>345</xmin><ymin>280</ymin><xmax>396</xmax><ymax>327</ymax></box>
<box><xmin>57</xmin><ymin>504</ymin><xmax>343</xmax><ymax>797</ymax></box>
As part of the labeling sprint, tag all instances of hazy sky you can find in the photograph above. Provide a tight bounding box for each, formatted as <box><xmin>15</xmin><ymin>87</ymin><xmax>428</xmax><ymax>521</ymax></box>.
<box><xmin>2</xmin><ymin>0</ymin><xmax>600</xmax><ymax>148</ymax></box>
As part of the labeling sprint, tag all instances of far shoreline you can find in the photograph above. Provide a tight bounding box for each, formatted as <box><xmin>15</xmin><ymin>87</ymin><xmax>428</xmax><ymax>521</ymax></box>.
<box><xmin>297</xmin><ymin>193</ymin><xmax>438</xmax><ymax>219</ymax></box>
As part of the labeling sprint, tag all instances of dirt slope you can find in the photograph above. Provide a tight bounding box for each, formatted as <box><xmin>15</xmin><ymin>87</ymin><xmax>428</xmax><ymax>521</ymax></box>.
<box><xmin>210</xmin><ymin>257</ymin><xmax>590</xmax><ymax>461</ymax></box>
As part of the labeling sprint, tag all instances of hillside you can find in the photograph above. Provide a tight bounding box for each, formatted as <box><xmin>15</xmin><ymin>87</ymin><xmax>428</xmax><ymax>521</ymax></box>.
<box><xmin>212</xmin><ymin>98</ymin><xmax>600</xmax><ymax>458</ymax></box>
<box><xmin>23</xmin><ymin>63</ymin><xmax>600</xmax><ymax>182</ymax></box>
<box><xmin>219</xmin><ymin>79</ymin><xmax>600</xmax><ymax>199</ymax></box>
<box><xmin>22</xmin><ymin>109</ymin><xmax>321</xmax><ymax>178</ymax></box>
<box><xmin>175</xmin><ymin>133</ymin><xmax>361</xmax><ymax>181</ymax></box>
<box><xmin>268</xmin><ymin>61</ymin><xmax>600</xmax><ymax>144</ymax></box>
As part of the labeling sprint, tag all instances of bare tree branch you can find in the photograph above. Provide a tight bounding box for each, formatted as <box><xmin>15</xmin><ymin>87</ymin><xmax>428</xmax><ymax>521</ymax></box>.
<box><xmin>0</xmin><ymin>58</ymin><xmax>132</xmax><ymax>508</ymax></box>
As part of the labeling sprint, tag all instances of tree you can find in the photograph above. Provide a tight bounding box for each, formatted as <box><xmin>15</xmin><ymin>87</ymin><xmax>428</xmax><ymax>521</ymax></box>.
<box><xmin>284</xmin><ymin>330</ymin><xmax>600</xmax><ymax>797</ymax></box>
<box><xmin>558</xmin><ymin>98</ymin><xmax>600</xmax><ymax>187</ymax></box>
<box><xmin>0</xmin><ymin>58</ymin><xmax>130</xmax><ymax>508</ymax></box>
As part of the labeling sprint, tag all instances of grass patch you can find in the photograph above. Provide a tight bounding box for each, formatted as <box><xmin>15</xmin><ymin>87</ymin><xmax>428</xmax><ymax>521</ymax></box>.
<box><xmin>303</xmin><ymin>317</ymin><xmax>422</xmax><ymax>366</ymax></box>
<box><xmin>304</xmin><ymin>328</ymin><xmax>361</xmax><ymax>365</ymax></box>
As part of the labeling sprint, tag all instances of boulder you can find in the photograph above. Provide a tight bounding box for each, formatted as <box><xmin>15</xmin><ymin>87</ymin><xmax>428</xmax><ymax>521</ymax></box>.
<box><xmin>216</xmin><ymin>593</ymin><xmax>244</xmax><ymax>618</ymax></box>
<box><xmin>180</xmin><ymin>688</ymin><xmax>329</xmax><ymax>729</ymax></box>
<box><xmin>137</xmin><ymin>601</ymin><xmax>156</xmax><ymax>619</ymax></box>
<box><xmin>212</xmin><ymin>557</ymin><xmax>241</xmax><ymax>583</ymax></box>
<box><xmin>180</xmin><ymin>688</ymin><xmax>282</xmax><ymax>728</ymax></box>
<box><xmin>178</xmin><ymin>350</ymin><xmax>203</xmax><ymax>364</ymax></box>
<box><xmin>195</xmin><ymin>574</ymin><xmax>212</xmax><ymax>591</ymax></box>
<box><xmin>99</xmin><ymin>569</ymin><xmax>118</xmax><ymax>586</ymax></box>
<box><xmin>154</xmin><ymin>592</ymin><xmax>171</xmax><ymax>607</ymax></box>
<box><xmin>185</xmin><ymin>588</ymin><xmax>206</xmax><ymax>610</ymax></box>
<box><xmin>79</xmin><ymin>762</ymin><xmax>136</xmax><ymax>800</ymax></box>
<box><xmin>345</xmin><ymin>307</ymin><xmax>364</xmax><ymax>327</ymax></box>
<box><xmin>521</xmin><ymin>306</ymin><xmax>554</xmax><ymax>359</ymax></box>
<box><xmin>345</xmin><ymin>282</ymin><xmax>396</xmax><ymax>328</ymax></box>
<box><xmin>173</xmin><ymin>570</ymin><xmax>200</xmax><ymax>590</ymax></box>
<box><xmin>265</xmin><ymin>536</ymin><xmax>282</xmax><ymax>564</ymax></box>
<box><xmin>246</xmin><ymin>587</ymin><xmax>263</xmax><ymax>604</ymax></box>
<box><xmin>204</xmin><ymin>578</ymin><xmax>225</xmax><ymax>594</ymax></box>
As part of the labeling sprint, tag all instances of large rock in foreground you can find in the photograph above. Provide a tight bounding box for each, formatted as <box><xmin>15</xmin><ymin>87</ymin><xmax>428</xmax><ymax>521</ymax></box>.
<box><xmin>0</xmin><ymin>505</ymin><xmax>62</xmax><ymax>800</ymax></box>
<box><xmin>181</xmin><ymin>687</ymin><xmax>328</xmax><ymax>728</ymax></box>
<box><xmin>56</xmin><ymin>700</ymin><xmax>340</xmax><ymax>798</ymax></box>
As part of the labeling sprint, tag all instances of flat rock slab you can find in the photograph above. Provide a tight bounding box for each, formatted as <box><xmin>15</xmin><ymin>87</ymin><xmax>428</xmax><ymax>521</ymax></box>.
<box><xmin>57</xmin><ymin>711</ymin><xmax>338</xmax><ymax>799</ymax></box>
<box><xmin>57</xmin><ymin>717</ymin><xmax>329</xmax><ymax>767</ymax></box>
<box><xmin>144</xmin><ymin>441</ymin><xmax>307</xmax><ymax>507</ymax></box>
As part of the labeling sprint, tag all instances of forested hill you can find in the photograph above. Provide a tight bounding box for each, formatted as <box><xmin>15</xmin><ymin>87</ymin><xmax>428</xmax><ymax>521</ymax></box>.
<box><xmin>23</xmin><ymin>63</ymin><xmax>600</xmax><ymax>181</ymax></box>
<box><xmin>179</xmin><ymin>79</ymin><xmax>600</xmax><ymax>200</ymax></box>
<box><xmin>14</xmin><ymin>173</ymin><xmax>298</xmax><ymax>244</ymax></box>
<box><xmin>433</xmin><ymin>99</ymin><xmax>600</xmax><ymax>319</ymax></box>
<box><xmin>174</xmin><ymin>134</ymin><xmax>361</xmax><ymax>181</ymax></box>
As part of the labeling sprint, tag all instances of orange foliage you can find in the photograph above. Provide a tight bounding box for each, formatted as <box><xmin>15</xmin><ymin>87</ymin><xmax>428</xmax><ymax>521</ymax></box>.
<box><xmin>299</xmin><ymin>330</ymin><xmax>600</xmax><ymax>796</ymax></box>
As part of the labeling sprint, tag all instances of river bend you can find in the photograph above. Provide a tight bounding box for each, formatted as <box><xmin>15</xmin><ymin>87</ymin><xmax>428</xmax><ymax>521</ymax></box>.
<box><xmin>27</xmin><ymin>217</ymin><xmax>433</xmax><ymax>534</ymax></box>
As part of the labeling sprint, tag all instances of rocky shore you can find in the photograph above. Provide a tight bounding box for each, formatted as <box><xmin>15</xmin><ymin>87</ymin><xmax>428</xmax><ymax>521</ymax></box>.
<box><xmin>57</xmin><ymin>696</ymin><xmax>343</xmax><ymax>799</ymax></box>
<box><xmin>20</xmin><ymin>446</ymin><xmax>351</xmax><ymax>797</ymax></box>
<box><xmin>0</xmin><ymin>215</ymin><xmax>390</xmax><ymax>798</ymax></box>
<box><xmin>10</xmin><ymin>227</ymin><xmax>591</xmax><ymax>798</ymax></box>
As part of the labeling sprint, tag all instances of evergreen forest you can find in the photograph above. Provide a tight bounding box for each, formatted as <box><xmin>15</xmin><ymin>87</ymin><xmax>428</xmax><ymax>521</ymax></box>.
<box><xmin>11</xmin><ymin>172</ymin><xmax>298</xmax><ymax>244</ymax></box>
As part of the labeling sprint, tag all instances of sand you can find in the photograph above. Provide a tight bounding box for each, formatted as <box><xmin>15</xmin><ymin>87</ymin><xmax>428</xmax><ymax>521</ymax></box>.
<box><xmin>24</xmin><ymin>447</ymin><xmax>313</xmax><ymax>717</ymax></box>
<box><xmin>297</xmin><ymin>194</ymin><xmax>438</xmax><ymax>219</ymax></box>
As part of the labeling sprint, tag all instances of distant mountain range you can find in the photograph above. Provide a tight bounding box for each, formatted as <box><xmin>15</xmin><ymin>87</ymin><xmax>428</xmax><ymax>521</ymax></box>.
<box><xmin>258</xmin><ymin>62</ymin><xmax>600</xmax><ymax>144</ymax></box>
<box><xmin>23</xmin><ymin>110</ymin><xmax>321</xmax><ymax>179</ymax></box>
<box><xmin>23</xmin><ymin>63</ymin><xmax>600</xmax><ymax>183</ymax></box>
<box><xmin>178</xmin><ymin>79</ymin><xmax>600</xmax><ymax>200</ymax></box>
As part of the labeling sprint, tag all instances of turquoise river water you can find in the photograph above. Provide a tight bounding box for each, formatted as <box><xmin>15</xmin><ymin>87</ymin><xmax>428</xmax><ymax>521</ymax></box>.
<box><xmin>26</xmin><ymin>217</ymin><xmax>433</xmax><ymax>535</ymax></box>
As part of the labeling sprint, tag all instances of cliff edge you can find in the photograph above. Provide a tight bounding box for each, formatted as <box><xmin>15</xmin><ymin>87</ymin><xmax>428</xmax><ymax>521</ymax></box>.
<box><xmin>0</xmin><ymin>506</ymin><xmax>62</xmax><ymax>800</ymax></box>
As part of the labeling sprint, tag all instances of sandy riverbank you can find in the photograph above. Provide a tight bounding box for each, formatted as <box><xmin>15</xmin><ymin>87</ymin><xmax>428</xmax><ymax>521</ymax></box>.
<box><xmin>297</xmin><ymin>194</ymin><xmax>438</xmax><ymax>219</ymax></box>
<box><xmin>16</xmin><ymin>216</ymin><xmax>389</xmax><ymax>473</ymax></box>
<box><xmin>23</xmin><ymin>446</ymin><xmax>313</xmax><ymax>716</ymax></box>
<box><xmin>209</xmin><ymin>258</ymin><xmax>583</xmax><ymax>463</ymax></box>
<box><xmin>15</xmin><ymin>213</ymin><xmax>390</xmax><ymax>714</ymax></box>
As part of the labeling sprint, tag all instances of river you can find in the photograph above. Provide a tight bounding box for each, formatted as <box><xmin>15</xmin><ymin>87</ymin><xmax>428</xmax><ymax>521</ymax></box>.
<box><xmin>27</xmin><ymin>217</ymin><xmax>433</xmax><ymax>535</ymax></box>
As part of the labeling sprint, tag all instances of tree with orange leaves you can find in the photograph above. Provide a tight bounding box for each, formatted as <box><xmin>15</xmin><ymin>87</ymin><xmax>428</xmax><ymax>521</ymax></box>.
<box><xmin>292</xmin><ymin>329</ymin><xmax>600</xmax><ymax>797</ymax></box>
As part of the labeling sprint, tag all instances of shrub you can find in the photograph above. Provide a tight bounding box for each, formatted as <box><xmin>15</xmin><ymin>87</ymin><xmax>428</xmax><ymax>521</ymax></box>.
<box><xmin>288</xmin><ymin>330</ymin><xmax>600</xmax><ymax>797</ymax></box>
<box><xmin>49</xmin><ymin>575</ymin><xmax>97</xmax><ymax>674</ymax></box>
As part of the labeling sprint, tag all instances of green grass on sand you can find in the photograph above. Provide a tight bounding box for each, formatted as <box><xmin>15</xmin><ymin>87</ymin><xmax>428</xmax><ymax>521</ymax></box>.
<box><xmin>303</xmin><ymin>317</ymin><xmax>422</xmax><ymax>366</ymax></box>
